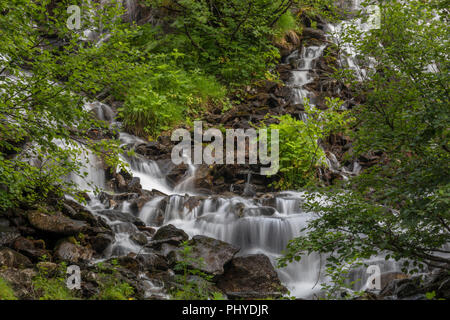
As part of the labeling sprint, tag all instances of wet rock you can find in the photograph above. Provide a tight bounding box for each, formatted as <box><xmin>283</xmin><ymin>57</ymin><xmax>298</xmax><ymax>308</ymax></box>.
<box><xmin>128</xmin><ymin>177</ymin><xmax>142</xmax><ymax>193</ymax></box>
<box><xmin>216</xmin><ymin>254</ymin><xmax>288</xmax><ymax>299</ymax></box>
<box><xmin>54</xmin><ymin>240</ymin><xmax>94</xmax><ymax>263</ymax></box>
<box><xmin>111</xmin><ymin>221</ymin><xmax>140</xmax><ymax>235</ymax></box>
<box><xmin>61</xmin><ymin>199</ymin><xmax>105</xmax><ymax>228</ymax></box>
<box><xmin>168</xmin><ymin>236</ymin><xmax>239</xmax><ymax>276</ymax></box>
<box><xmin>27</xmin><ymin>210</ymin><xmax>88</xmax><ymax>236</ymax></box>
<box><xmin>147</xmin><ymin>225</ymin><xmax>189</xmax><ymax>251</ymax></box>
<box><xmin>90</xmin><ymin>233</ymin><xmax>114</xmax><ymax>253</ymax></box>
<box><xmin>135</xmin><ymin>252</ymin><xmax>168</xmax><ymax>272</ymax></box>
<box><xmin>302</xmin><ymin>27</ymin><xmax>326</xmax><ymax>41</ymax></box>
<box><xmin>0</xmin><ymin>220</ymin><xmax>20</xmax><ymax>246</ymax></box>
<box><xmin>243</xmin><ymin>206</ymin><xmax>276</xmax><ymax>217</ymax></box>
<box><xmin>166</xmin><ymin>163</ymin><xmax>189</xmax><ymax>185</ymax></box>
<box><xmin>0</xmin><ymin>247</ymin><xmax>33</xmax><ymax>269</ymax></box>
<box><xmin>12</xmin><ymin>237</ymin><xmax>49</xmax><ymax>261</ymax></box>
<box><xmin>130</xmin><ymin>232</ymin><xmax>148</xmax><ymax>246</ymax></box>
<box><xmin>152</xmin><ymin>224</ymin><xmax>188</xmax><ymax>243</ymax></box>
<box><xmin>97</xmin><ymin>209</ymin><xmax>145</xmax><ymax>227</ymax></box>
<box><xmin>137</xmin><ymin>226</ymin><xmax>156</xmax><ymax>237</ymax></box>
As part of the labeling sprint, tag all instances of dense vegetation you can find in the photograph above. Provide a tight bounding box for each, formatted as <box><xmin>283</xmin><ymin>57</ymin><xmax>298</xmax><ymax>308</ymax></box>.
<box><xmin>280</xmin><ymin>0</ymin><xmax>450</xmax><ymax>290</ymax></box>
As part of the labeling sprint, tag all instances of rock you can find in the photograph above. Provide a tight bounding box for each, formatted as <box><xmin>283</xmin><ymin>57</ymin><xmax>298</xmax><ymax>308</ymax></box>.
<box><xmin>36</xmin><ymin>262</ymin><xmax>59</xmax><ymax>277</ymax></box>
<box><xmin>130</xmin><ymin>232</ymin><xmax>148</xmax><ymax>246</ymax></box>
<box><xmin>128</xmin><ymin>177</ymin><xmax>142</xmax><ymax>193</ymax></box>
<box><xmin>12</xmin><ymin>237</ymin><xmax>49</xmax><ymax>261</ymax></box>
<box><xmin>0</xmin><ymin>247</ymin><xmax>33</xmax><ymax>269</ymax></box>
<box><xmin>216</xmin><ymin>254</ymin><xmax>288</xmax><ymax>299</ymax></box>
<box><xmin>90</xmin><ymin>233</ymin><xmax>113</xmax><ymax>253</ymax></box>
<box><xmin>380</xmin><ymin>272</ymin><xmax>409</xmax><ymax>291</ymax></box>
<box><xmin>97</xmin><ymin>210</ymin><xmax>145</xmax><ymax>227</ymax></box>
<box><xmin>61</xmin><ymin>199</ymin><xmax>104</xmax><ymax>228</ymax></box>
<box><xmin>27</xmin><ymin>210</ymin><xmax>88</xmax><ymax>236</ymax></box>
<box><xmin>376</xmin><ymin>268</ymin><xmax>450</xmax><ymax>300</ymax></box>
<box><xmin>137</xmin><ymin>226</ymin><xmax>156</xmax><ymax>237</ymax></box>
<box><xmin>54</xmin><ymin>240</ymin><xmax>94</xmax><ymax>263</ymax></box>
<box><xmin>0</xmin><ymin>221</ymin><xmax>20</xmax><ymax>246</ymax></box>
<box><xmin>152</xmin><ymin>224</ymin><xmax>188</xmax><ymax>243</ymax></box>
<box><xmin>115</xmin><ymin>173</ymin><xmax>128</xmax><ymax>192</ymax></box>
<box><xmin>301</xmin><ymin>27</ymin><xmax>326</xmax><ymax>40</ymax></box>
<box><xmin>243</xmin><ymin>206</ymin><xmax>276</xmax><ymax>217</ymax></box>
<box><xmin>135</xmin><ymin>252</ymin><xmax>168</xmax><ymax>272</ymax></box>
<box><xmin>168</xmin><ymin>236</ymin><xmax>239</xmax><ymax>276</ymax></box>
<box><xmin>0</xmin><ymin>268</ymin><xmax>36</xmax><ymax>299</ymax></box>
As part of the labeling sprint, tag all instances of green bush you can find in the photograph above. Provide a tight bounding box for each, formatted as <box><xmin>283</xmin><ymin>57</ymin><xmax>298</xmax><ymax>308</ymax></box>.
<box><xmin>0</xmin><ymin>278</ymin><xmax>17</xmax><ymax>300</ymax></box>
<box><xmin>119</xmin><ymin>53</ymin><xmax>227</xmax><ymax>138</ymax></box>
<box><xmin>32</xmin><ymin>262</ymin><xmax>78</xmax><ymax>300</ymax></box>
<box><xmin>259</xmin><ymin>98</ymin><xmax>352</xmax><ymax>190</ymax></box>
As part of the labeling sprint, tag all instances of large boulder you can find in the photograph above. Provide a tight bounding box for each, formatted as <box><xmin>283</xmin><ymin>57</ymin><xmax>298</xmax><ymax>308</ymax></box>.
<box><xmin>0</xmin><ymin>247</ymin><xmax>33</xmax><ymax>269</ymax></box>
<box><xmin>152</xmin><ymin>224</ymin><xmax>188</xmax><ymax>243</ymax></box>
<box><xmin>27</xmin><ymin>210</ymin><xmax>88</xmax><ymax>236</ymax></box>
<box><xmin>115</xmin><ymin>252</ymin><xmax>169</xmax><ymax>273</ymax></box>
<box><xmin>54</xmin><ymin>240</ymin><xmax>94</xmax><ymax>263</ymax></box>
<box><xmin>12</xmin><ymin>237</ymin><xmax>49</xmax><ymax>261</ymax></box>
<box><xmin>216</xmin><ymin>254</ymin><xmax>288</xmax><ymax>299</ymax></box>
<box><xmin>168</xmin><ymin>236</ymin><xmax>239</xmax><ymax>276</ymax></box>
<box><xmin>61</xmin><ymin>199</ymin><xmax>108</xmax><ymax>229</ymax></box>
<box><xmin>147</xmin><ymin>224</ymin><xmax>189</xmax><ymax>250</ymax></box>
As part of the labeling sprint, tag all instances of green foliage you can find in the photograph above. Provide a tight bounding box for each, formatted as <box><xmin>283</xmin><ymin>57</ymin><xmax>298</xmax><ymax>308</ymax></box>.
<box><xmin>140</xmin><ymin>0</ymin><xmax>336</xmax><ymax>86</ymax></box>
<box><xmin>318</xmin><ymin>259</ymin><xmax>365</xmax><ymax>300</ymax></box>
<box><xmin>259</xmin><ymin>98</ymin><xmax>352</xmax><ymax>189</ymax></box>
<box><xmin>118</xmin><ymin>53</ymin><xmax>227</xmax><ymax>138</ymax></box>
<box><xmin>93</xmin><ymin>261</ymin><xmax>135</xmax><ymax>300</ymax></box>
<box><xmin>0</xmin><ymin>0</ymin><xmax>133</xmax><ymax>209</ymax></box>
<box><xmin>0</xmin><ymin>278</ymin><xmax>17</xmax><ymax>300</ymax></box>
<box><xmin>95</xmin><ymin>279</ymin><xmax>135</xmax><ymax>300</ymax></box>
<box><xmin>32</xmin><ymin>262</ymin><xmax>78</xmax><ymax>300</ymax></box>
<box><xmin>141</xmin><ymin>0</ymin><xmax>293</xmax><ymax>85</ymax></box>
<box><xmin>171</xmin><ymin>242</ymin><xmax>225</xmax><ymax>300</ymax></box>
<box><xmin>281</xmin><ymin>0</ymin><xmax>450</xmax><ymax>277</ymax></box>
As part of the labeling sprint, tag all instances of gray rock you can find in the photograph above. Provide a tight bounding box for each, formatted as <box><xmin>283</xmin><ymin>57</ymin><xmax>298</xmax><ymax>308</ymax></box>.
<box><xmin>97</xmin><ymin>209</ymin><xmax>145</xmax><ymax>227</ymax></box>
<box><xmin>152</xmin><ymin>224</ymin><xmax>188</xmax><ymax>243</ymax></box>
<box><xmin>90</xmin><ymin>233</ymin><xmax>113</xmax><ymax>253</ymax></box>
<box><xmin>54</xmin><ymin>240</ymin><xmax>94</xmax><ymax>263</ymax></box>
<box><xmin>27</xmin><ymin>210</ymin><xmax>88</xmax><ymax>236</ymax></box>
<box><xmin>0</xmin><ymin>247</ymin><xmax>33</xmax><ymax>269</ymax></box>
<box><xmin>168</xmin><ymin>235</ymin><xmax>239</xmax><ymax>276</ymax></box>
<box><xmin>130</xmin><ymin>232</ymin><xmax>148</xmax><ymax>246</ymax></box>
<box><xmin>216</xmin><ymin>254</ymin><xmax>288</xmax><ymax>299</ymax></box>
<box><xmin>0</xmin><ymin>222</ymin><xmax>20</xmax><ymax>246</ymax></box>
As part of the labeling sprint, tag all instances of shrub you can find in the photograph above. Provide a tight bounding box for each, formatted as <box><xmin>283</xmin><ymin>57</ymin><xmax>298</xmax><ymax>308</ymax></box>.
<box><xmin>119</xmin><ymin>53</ymin><xmax>227</xmax><ymax>138</ymax></box>
<box><xmin>0</xmin><ymin>278</ymin><xmax>17</xmax><ymax>300</ymax></box>
<box><xmin>259</xmin><ymin>98</ymin><xmax>352</xmax><ymax>190</ymax></box>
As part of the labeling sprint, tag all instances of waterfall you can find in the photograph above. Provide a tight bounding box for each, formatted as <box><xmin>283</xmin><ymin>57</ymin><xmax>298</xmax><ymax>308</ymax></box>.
<box><xmin>59</xmin><ymin>0</ymin><xmax>405</xmax><ymax>299</ymax></box>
